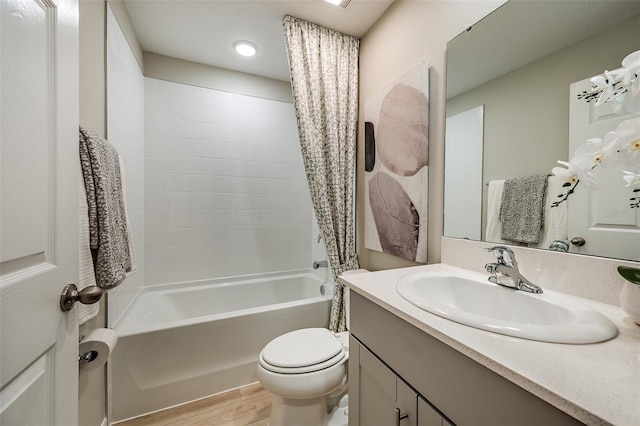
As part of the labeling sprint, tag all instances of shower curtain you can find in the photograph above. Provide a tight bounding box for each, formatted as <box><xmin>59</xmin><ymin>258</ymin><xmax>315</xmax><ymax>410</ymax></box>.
<box><xmin>283</xmin><ymin>15</ymin><xmax>360</xmax><ymax>332</ymax></box>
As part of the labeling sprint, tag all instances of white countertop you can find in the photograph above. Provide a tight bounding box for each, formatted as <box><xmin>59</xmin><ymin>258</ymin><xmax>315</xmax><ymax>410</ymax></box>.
<box><xmin>339</xmin><ymin>264</ymin><xmax>640</xmax><ymax>426</ymax></box>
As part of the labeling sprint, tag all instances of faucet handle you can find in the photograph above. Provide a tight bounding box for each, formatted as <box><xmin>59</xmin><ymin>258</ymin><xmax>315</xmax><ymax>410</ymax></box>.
<box><xmin>485</xmin><ymin>246</ymin><xmax>515</xmax><ymax>266</ymax></box>
<box><xmin>485</xmin><ymin>263</ymin><xmax>498</xmax><ymax>274</ymax></box>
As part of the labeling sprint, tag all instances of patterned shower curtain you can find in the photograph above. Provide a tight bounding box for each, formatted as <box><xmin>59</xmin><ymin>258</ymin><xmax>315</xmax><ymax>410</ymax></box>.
<box><xmin>283</xmin><ymin>15</ymin><xmax>360</xmax><ymax>332</ymax></box>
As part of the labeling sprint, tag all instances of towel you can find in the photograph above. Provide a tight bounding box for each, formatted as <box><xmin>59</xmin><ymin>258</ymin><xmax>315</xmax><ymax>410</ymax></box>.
<box><xmin>534</xmin><ymin>176</ymin><xmax>568</xmax><ymax>250</ymax></box>
<box><xmin>79</xmin><ymin>126</ymin><xmax>134</xmax><ymax>289</ymax></box>
<box><xmin>118</xmin><ymin>154</ymin><xmax>138</xmax><ymax>275</ymax></box>
<box><xmin>500</xmin><ymin>174</ymin><xmax>548</xmax><ymax>244</ymax></box>
<box><xmin>485</xmin><ymin>180</ymin><xmax>510</xmax><ymax>244</ymax></box>
<box><xmin>78</xmin><ymin>173</ymin><xmax>99</xmax><ymax>325</ymax></box>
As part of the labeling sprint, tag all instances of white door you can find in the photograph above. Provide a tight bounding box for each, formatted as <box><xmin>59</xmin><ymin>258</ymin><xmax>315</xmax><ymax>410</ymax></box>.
<box><xmin>568</xmin><ymin>77</ymin><xmax>640</xmax><ymax>260</ymax></box>
<box><xmin>1</xmin><ymin>0</ymin><xmax>79</xmax><ymax>424</ymax></box>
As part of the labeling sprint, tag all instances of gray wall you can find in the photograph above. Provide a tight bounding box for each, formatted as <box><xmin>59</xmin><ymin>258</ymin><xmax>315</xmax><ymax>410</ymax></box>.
<box><xmin>143</xmin><ymin>52</ymin><xmax>292</xmax><ymax>102</ymax></box>
<box><xmin>358</xmin><ymin>0</ymin><xmax>506</xmax><ymax>270</ymax></box>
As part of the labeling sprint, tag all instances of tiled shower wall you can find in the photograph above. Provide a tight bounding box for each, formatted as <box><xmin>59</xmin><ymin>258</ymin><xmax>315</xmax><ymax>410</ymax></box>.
<box><xmin>143</xmin><ymin>78</ymin><xmax>313</xmax><ymax>285</ymax></box>
<box><xmin>106</xmin><ymin>6</ymin><xmax>145</xmax><ymax>324</ymax></box>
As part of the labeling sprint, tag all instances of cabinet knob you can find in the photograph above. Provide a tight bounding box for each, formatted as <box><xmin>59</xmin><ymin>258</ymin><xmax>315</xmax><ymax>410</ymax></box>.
<box><xmin>395</xmin><ymin>407</ymin><xmax>408</xmax><ymax>426</ymax></box>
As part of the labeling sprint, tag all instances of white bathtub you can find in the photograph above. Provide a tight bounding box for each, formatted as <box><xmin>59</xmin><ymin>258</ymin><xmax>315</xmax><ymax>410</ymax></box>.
<box><xmin>111</xmin><ymin>270</ymin><xmax>332</xmax><ymax>422</ymax></box>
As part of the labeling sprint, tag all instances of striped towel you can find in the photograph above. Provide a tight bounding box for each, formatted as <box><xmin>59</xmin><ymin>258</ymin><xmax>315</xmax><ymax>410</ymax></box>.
<box><xmin>78</xmin><ymin>173</ymin><xmax>99</xmax><ymax>324</ymax></box>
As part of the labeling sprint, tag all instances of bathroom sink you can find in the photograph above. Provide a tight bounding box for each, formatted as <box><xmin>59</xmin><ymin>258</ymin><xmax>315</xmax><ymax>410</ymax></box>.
<box><xmin>395</xmin><ymin>271</ymin><xmax>618</xmax><ymax>344</ymax></box>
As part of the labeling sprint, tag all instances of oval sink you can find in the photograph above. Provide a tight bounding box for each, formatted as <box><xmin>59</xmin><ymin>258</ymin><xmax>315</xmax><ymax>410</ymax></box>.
<box><xmin>395</xmin><ymin>271</ymin><xmax>618</xmax><ymax>344</ymax></box>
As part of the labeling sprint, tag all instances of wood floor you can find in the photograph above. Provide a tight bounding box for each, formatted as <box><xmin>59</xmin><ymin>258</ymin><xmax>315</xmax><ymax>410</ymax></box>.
<box><xmin>113</xmin><ymin>383</ymin><xmax>272</xmax><ymax>426</ymax></box>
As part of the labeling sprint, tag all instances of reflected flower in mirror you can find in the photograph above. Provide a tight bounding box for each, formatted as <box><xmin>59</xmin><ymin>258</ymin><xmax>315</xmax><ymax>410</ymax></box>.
<box><xmin>578</xmin><ymin>50</ymin><xmax>640</xmax><ymax>113</ymax></box>
<box><xmin>624</xmin><ymin>172</ymin><xmax>640</xmax><ymax>208</ymax></box>
<box><xmin>552</xmin><ymin>117</ymin><xmax>640</xmax><ymax>208</ymax></box>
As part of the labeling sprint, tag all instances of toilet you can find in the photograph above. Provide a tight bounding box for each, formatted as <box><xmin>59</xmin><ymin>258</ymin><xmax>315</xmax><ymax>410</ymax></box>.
<box><xmin>257</xmin><ymin>328</ymin><xmax>349</xmax><ymax>426</ymax></box>
<box><xmin>257</xmin><ymin>269</ymin><xmax>368</xmax><ymax>426</ymax></box>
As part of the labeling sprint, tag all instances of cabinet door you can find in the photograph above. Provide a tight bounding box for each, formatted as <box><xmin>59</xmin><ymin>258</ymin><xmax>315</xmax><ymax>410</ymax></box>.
<box><xmin>350</xmin><ymin>337</ymin><xmax>417</xmax><ymax>426</ymax></box>
<box><xmin>418</xmin><ymin>396</ymin><xmax>451</xmax><ymax>426</ymax></box>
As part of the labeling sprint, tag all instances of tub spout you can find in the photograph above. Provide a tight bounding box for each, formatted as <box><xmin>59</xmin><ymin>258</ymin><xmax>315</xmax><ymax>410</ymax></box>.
<box><xmin>313</xmin><ymin>260</ymin><xmax>328</xmax><ymax>269</ymax></box>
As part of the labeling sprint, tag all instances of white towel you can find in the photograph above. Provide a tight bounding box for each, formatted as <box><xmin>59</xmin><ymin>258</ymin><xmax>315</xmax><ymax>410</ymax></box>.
<box><xmin>78</xmin><ymin>174</ymin><xmax>99</xmax><ymax>325</ymax></box>
<box><xmin>533</xmin><ymin>176</ymin><xmax>568</xmax><ymax>250</ymax></box>
<box><xmin>485</xmin><ymin>180</ymin><xmax>509</xmax><ymax>244</ymax></box>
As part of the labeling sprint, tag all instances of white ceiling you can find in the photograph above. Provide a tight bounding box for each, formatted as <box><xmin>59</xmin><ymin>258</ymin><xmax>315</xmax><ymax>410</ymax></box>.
<box><xmin>123</xmin><ymin>0</ymin><xmax>395</xmax><ymax>82</ymax></box>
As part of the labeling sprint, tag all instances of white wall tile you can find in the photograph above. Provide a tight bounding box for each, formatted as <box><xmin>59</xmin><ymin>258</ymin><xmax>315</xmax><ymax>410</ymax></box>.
<box><xmin>107</xmin><ymin>9</ymin><xmax>145</xmax><ymax>326</ymax></box>
<box><xmin>158</xmin><ymin>81</ymin><xmax>181</xmax><ymax>119</ymax></box>
<box><xmin>200</xmin><ymin>88</ymin><xmax>220</xmax><ymax>107</ymax></box>
<box><xmin>144</xmin><ymin>78</ymin><xmax>313</xmax><ymax>286</ymax></box>
<box><xmin>180</xmin><ymin>120</ymin><xmax>200</xmax><ymax>139</ymax></box>
<box><xmin>180</xmin><ymin>101</ymin><xmax>200</xmax><ymax>121</ymax></box>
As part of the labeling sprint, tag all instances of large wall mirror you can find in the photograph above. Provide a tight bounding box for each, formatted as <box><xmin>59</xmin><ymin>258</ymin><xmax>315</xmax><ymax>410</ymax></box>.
<box><xmin>445</xmin><ymin>0</ymin><xmax>640</xmax><ymax>262</ymax></box>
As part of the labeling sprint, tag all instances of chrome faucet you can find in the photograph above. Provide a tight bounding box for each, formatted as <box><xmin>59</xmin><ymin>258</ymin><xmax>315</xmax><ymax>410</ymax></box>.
<box><xmin>313</xmin><ymin>260</ymin><xmax>328</xmax><ymax>269</ymax></box>
<box><xmin>484</xmin><ymin>246</ymin><xmax>543</xmax><ymax>294</ymax></box>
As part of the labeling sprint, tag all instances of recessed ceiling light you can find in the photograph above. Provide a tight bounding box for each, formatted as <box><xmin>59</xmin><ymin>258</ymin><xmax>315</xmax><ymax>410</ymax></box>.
<box><xmin>324</xmin><ymin>0</ymin><xmax>351</xmax><ymax>8</ymax></box>
<box><xmin>234</xmin><ymin>41</ymin><xmax>256</xmax><ymax>57</ymax></box>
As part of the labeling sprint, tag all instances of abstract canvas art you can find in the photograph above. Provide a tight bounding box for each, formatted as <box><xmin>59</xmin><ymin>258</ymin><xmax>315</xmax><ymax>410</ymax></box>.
<box><xmin>364</xmin><ymin>63</ymin><xmax>429</xmax><ymax>262</ymax></box>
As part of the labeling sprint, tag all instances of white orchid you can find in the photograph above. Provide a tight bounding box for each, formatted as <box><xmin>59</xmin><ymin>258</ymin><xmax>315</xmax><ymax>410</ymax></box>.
<box><xmin>623</xmin><ymin>171</ymin><xmax>640</xmax><ymax>188</ymax></box>
<box><xmin>621</xmin><ymin>50</ymin><xmax>640</xmax><ymax>98</ymax></box>
<box><xmin>553</xmin><ymin>118</ymin><xmax>640</xmax><ymax>207</ymax></box>
<box><xmin>609</xmin><ymin>117</ymin><xmax>640</xmax><ymax>168</ymax></box>
<box><xmin>555</xmin><ymin>50</ymin><xmax>640</xmax><ymax>207</ymax></box>
<box><xmin>588</xmin><ymin>49</ymin><xmax>639</xmax><ymax>109</ymax></box>
<box><xmin>591</xmin><ymin>70</ymin><xmax>620</xmax><ymax>106</ymax></box>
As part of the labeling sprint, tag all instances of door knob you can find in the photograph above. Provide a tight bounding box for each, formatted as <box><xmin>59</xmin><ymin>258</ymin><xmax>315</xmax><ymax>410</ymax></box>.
<box><xmin>60</xmin><ymin>284</ymin><xmax>103</xmax><ymax>312</ymax></box>
<box><xmin>570</xmin><ymin>237</ymin><xmax>586</xmax><ymax>247</ymax></box>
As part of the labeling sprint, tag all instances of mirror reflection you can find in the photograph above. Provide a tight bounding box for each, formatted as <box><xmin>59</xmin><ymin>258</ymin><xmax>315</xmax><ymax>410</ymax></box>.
<box><xmin>444</xmin><ymin>0</ymin><xmax>640</xmax><ymax>261</ymax></box>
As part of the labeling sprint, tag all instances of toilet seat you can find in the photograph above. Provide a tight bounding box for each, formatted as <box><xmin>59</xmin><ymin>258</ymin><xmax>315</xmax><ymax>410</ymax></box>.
<box><xmin>259</xmin><ymin>328</ymin><xmax>347</xmax><ymax>374</ymax></box>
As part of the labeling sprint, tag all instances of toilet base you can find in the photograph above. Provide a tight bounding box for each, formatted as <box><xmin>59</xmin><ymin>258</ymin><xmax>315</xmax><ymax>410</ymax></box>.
<box><xmin>270</xmin><ymin>395</ymin><xmax>328</xmax><ymax>426</ymax></box>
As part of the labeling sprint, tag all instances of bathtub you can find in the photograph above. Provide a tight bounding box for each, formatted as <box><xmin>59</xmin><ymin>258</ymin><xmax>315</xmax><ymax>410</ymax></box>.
<box><xmin>111</xmin><ymin>270</ymin><xmax>333</xmax><ymax>422</ymax></box>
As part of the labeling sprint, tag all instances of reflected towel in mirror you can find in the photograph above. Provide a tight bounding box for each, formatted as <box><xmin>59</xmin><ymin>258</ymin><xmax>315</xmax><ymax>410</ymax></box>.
<box><xmin>500</xmin><ymin>175</ymin><xmax>548</xmax><ymax>244</ymax></box>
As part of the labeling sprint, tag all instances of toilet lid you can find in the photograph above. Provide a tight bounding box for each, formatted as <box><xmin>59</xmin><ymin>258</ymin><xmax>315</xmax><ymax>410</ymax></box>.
<box><xmin>261</xmin><ymin>328</ymin><xmax>343</xmax><ymax>369</ymax></box>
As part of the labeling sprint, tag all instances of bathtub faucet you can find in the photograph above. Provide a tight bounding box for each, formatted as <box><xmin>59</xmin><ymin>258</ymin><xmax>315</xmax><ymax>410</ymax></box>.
<box><xmin>313</xmin><ymin>260</ymin><xmax>328</xmax><ymax>269</ymax></box>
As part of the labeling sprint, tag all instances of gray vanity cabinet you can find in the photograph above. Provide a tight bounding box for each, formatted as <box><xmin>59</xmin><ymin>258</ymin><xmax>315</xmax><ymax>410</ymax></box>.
<box><xmin>418</xmin><ymin>397</ymin><xmax>453</xmax><ymax>426</ymax></box>
<box><xmin>350</xmin><ymin>335</ymin><xmax>417</xmax><ymax>426</ymax></box>
<box><xmin>349</xmin><ymin>335</ymin><xmax>451</xmax><ymax>426</ymax></box>
<box><xmin>348</xmin><ymin>291</ymin><xmax>582</xmax><ymax>426</ymax></box>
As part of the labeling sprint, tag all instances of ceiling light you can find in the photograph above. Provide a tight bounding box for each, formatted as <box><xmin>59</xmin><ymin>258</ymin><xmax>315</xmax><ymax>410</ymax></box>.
<box><xmin>234</xmin><ymin>41</ymin><xmax>256</xmax><ymax>57</ymax></box>
<box><xmin>324</xmin><ymin>0</ymin><xmax>352</xmax><ymax>8</ymax></box>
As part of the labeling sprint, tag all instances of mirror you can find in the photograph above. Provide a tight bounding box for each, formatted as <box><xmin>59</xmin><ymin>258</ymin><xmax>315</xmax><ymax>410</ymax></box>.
<box><xmin>444</xmin><ymin>0</ymin><xmax>640</xmax><ymax>261</ymax></box>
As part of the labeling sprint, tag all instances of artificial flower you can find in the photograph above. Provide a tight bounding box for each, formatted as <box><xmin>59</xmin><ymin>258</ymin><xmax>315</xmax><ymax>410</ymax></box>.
<box><xmin>591</xmin><ymin>70</ymin><xmax>618</xmax><ymax>106</ymax></box>
<box><xmin>623</xmin><ymin>171</ymin><xmax>640</xmax><ymax>188</ymax></box>
<box><xmin>608</xmin><ymin>118</ymin><xmax>640</xmax><ymax>169</ymax></box>
<box><xmin>621</xmin><ymin>50</ymin><xmax>640</xmax><ymax>98</ymax></box>
<box><xmin>552</xmin><ymin>158</ymin><xmax>597</xmax><ymax>189</ymax></box>
<box><xmin>589</xmin><ymin>49</ymin><xmax>639</xmax><ymax>108</ymax></box>
<box><xmin>553</xmin><ymin>53</ymin><xmax>640</xmax><ymax>208</ymax></box>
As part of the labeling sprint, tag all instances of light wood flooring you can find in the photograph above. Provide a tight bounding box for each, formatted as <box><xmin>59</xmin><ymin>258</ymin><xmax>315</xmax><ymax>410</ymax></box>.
<box><xmin>113</xmin><ymin>383</ymin><xmax>272</xmax><ymax>426</ymax></box>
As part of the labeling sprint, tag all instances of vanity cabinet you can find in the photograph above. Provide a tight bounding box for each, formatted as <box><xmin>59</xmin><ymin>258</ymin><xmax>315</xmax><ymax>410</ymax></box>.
<box><xmin>350</xmin><ymin>334</ymin><xmax>451</xmax><ymax>426</ymax></box>
<box><xmin>348</xmin><ymin>292</ymin><xmax>582</xmax><ymax>426</ymax></box>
